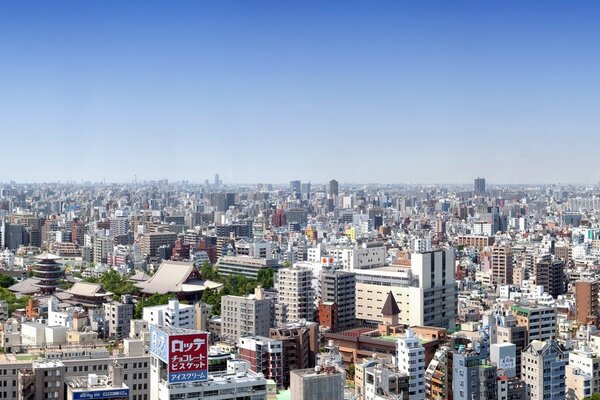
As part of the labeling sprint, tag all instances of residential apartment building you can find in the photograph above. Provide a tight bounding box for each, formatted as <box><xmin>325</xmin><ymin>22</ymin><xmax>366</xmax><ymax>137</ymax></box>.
<box><xmin>521</xmin><ymin>340</ymin><xmax>566</xmax><ymax>400</ymax></box>
<box><xmin>238</xmin><ymin>336</ymin><xmax>284</xmax><ymax>388</ymax></box>
<box><xmin>220</xmin><ymin>289</ymin><xmax>271</xmax><ymax>343</ymax></box>
<box><xmin>143</xmin><ymin>299</ymin><xmax>195</xmax><ymax>329</ymax></box>
<box><xmin>103</xmin><ymin>297</ymin><xmax>134</xmax><ymax>339</ymax></box>
<box><xmin>511</xmin><ymin>304</ymin><xmax>556</xmax><ymax>342</ymax></box>
<box><xmin>318</xmin><ymin>269</ymin><xmax>355</xmax><ymax>331</ymax></box>
<box><xmin>396</xmin><ymin>329</ymin><xmax>425</xmax><ymax>400</ymax></box>
<box><xmin>278</xmin><ymin>266</ymin><xmax>314</xmax><ymax>323</ymax></box>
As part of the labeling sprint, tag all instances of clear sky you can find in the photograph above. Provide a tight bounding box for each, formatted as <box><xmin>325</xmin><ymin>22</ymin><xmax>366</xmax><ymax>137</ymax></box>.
<box><xmin>1</xmin><ymin>1</ymin><xmax>599</xmax><ymax>184</ymax></box>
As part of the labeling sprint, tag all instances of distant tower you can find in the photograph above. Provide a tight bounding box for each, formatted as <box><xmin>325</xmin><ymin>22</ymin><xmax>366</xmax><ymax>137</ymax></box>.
<box><xmin>214</xmin><ymin>173</ymin><xmax>220</xmax><ymax>187</ymax></box>
<box><xmin>474</xmin><ymin>177</ymin><xmax>486</xmax><ymax>194</ymax></box>
<box><xmin>329</xmin><ymin>179</ymin><xmax>339</xmax><ymax>197</ymax></box>
<box><xmin>290</xmin><ymin>180</ymin><xmax>301</xmax><ymax>199</ymax></box>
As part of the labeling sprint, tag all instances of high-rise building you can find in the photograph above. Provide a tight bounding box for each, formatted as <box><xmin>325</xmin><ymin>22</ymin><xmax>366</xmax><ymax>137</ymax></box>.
<box><xmin>141</xmin><ymin>231</ymin><xmax>178</xmax><ymax>258</ymax></box>
<box><xmin>566</xmin><ymin>345</ymin><xmax>600</xmax><ymax>400</ymax></box>
<box><xmin>150</xmin><ymin>326</ymin><xmax>267</xmax><ymax>400</ymax></box>
<box><xmin>290</xmin><ymin>180</ymin><xmax>301</xmax><ymax>198</ymax></box>
<box><xmin>511</xmin><ymin>304</ymin><xmax>556</xmax><ymax>343</ymax></box>
<box><xmin>492</xmin><ymin>244</ymin><xmax>514</xmax><ymax>286</ymax></box>
<box><xmin>533</xmin><ymin>258</ymin><xmax>566</xmax><ymax>298</ymax></box>
<box><xmin>329</xmin><ymin>179</ymin><xmax>339</xmax><ymax>197</ymax></box>
<box><xmin>521</xmin><ymin>340</ymin><xmax>566</xmax><ymax>400</ymax></box>
<box><xmin>396</xmin><ymin>328</ymin><xmax>425</xmax><ymax>400</ymax></box>
<box><xmin>143</xmin><ymin>299</ymin><xmax>195</xmax><ymax>329</ymax></box>
<box><xmin>220</xmin><ymin>289</ymin><xmax>272</xmax><ymax>343</ymax></box>
<box><xmin>278</xmin><ymin>266</ymin><xmax>314</xmax><ymax>323</ymax></box>
<box><xmin>575</xmin><ymin>280</ymin><xmax>600</xmax><ymax>324</ymax></box>
<box><xmin>453</xmin><ymin>346</ymin><xmax>487</xmax><ymax>400</ymax></box>
<box><xmin>301</xmin><ymin>182</ymin><xmax>311</xmax><ymax>200</ymax></box>
<box><xmin>318</xmin><ymin>269</ymin><xmax>355</xmax><ymax>332</ymax></box>
<box><xmin>425</xmin><ymin>346</ymin><xmax>452</xmax><ymax>400</ymax></box>
<box><xmin>94</xmin><ymin>236</ymin><xmax>113</xmax><ymax>264</ymax></box>
<box><xmin>354</xmin><ymin>249</ymin><xmax>457</xmax><ymax>329</ymax></box>
<box><xmin>104</xmin><ymin>297</ymin><xmax>135</xmax><ymax>339</ymax></box>
<box><xmin>474</xmin><ymin>177</ymin><xmax>486</xmax><ymax>194</ymax></box>
<box><xmin>238</xmin><ymin>336</ymin><xmax>284</xmax><ymax>388</ymax></box>
<box><xmin>270</xmin><ymin>323</ymin><xmax>318</xmax><ymax>387</ymax></box>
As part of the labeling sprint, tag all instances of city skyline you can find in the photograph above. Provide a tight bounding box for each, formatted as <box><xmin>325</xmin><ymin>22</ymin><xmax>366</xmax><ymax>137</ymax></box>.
<box><xmin>1</xmin><ymin>1</ymin><xmax>600</xmax><ymax>183</ymax></box>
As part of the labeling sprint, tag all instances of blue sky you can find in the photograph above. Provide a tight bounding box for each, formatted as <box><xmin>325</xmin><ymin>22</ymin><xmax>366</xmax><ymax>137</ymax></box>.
<box><xmin>1</xmin><ymin>1</ymin><xmax>599</xmax><ymax>184</ymax></box>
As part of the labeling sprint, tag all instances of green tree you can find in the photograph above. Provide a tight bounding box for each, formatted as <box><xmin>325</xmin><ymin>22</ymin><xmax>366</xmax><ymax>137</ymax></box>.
<box><xmin>346</xmin><ymin>364</ymin><xmax>355</xmax><ymax>380</ymax></box>
<box><xmin>256</xmin><ymin>268</ymin><xmax>274</xmax><ymax>289</ymax></box>
<box><xmin>134</xmin><ymin>293</ymin><xmax>172</xmax><ymax>319</ymax></box>
<box><xmin>201</xmin><ymin>288</ymin><xmax>221</xmax><ymax>316</ymax></box>
<box><xmin>97</xmin><ymin>270</ymin><xmax>139</xmax><ymax>296</ymax></box>
<box><xmin>584</xmin><ymin>394</ymin><xmax>600</xmax><ymax>400</ymax></box>
<box><xmin>0</xmin><ymin>288</ymin><xmax>30</xmax><ymax>314</ymax></box>
<box><xmin>0</xmin><ymin>274</ymin><xmax>15</xmax><ymax>289</ymax></box>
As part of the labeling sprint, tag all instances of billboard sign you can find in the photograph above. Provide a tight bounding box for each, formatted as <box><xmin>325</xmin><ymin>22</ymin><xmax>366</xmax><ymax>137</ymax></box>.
<box><xmin>150</xmin><ymin>325</ymin><xmax>209</xmax><ymax>384</ymax></box>
<box><xmin>72</xmin><ymin>389</ymin><xmax>130</xmax><ymax>400</ymax></box>
<box><xmin>149</xmin><ymin>325</ymin><xmax>169</xmax><ymax>363</ymax></box>
<box><xmin>168</xmin><ymin>332</ymin><xmax>209</xmax><ymax>383</ymax></box>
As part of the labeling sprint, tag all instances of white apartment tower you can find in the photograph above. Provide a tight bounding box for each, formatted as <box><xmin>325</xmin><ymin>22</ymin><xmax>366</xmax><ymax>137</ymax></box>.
<box><xmin>143</xmin><ymin>299</ymin><xmax>195</xmax><ymax>329</ymax></box>
<box><xmin>397</xmin><ymin>328</ymin><xmax>426</xmax><ymax>400</ymax></box>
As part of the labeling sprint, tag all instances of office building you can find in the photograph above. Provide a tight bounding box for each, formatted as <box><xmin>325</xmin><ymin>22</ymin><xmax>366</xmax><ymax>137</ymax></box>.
<box><xmin>453</xmin><ymin>346</ymin><xmax>486</xmax><ymax>400</ymax></box>
<box><xmin>474</xmin><ymin>177</ymin><xmax>486</xmax><ymax>194</ymax></box>
<box><xmin>65</xmin><ymin>363</ymin><xmax>129</xmax><ymax>400</ymax></box>
<box><xmin>290</xmin><ymin>180</ymin><xmax>301</xmax><ymax>198</ymax></box>
<box><xmin>151</xmin><ymin>353</ymin><xmax>267</xmax><ymax>400</ymax></box>
<box><xmin>329</xmin><ymin>179</ymin><xmax>339</xmax><ymax>197</ymax></box>
<box><xmin>357</xmin><ymin>358</ymin><xmax>410</xmax><ymax>400</ymax></box>
<box><xmin>217</xmin><ymin>255</ymin><xmax>277</xmax><ymax>279</ymax></box>
<box><xmin>354</xmin><ymin>250</ymin><xmax>457</xmax><ymax>329</ymax></box>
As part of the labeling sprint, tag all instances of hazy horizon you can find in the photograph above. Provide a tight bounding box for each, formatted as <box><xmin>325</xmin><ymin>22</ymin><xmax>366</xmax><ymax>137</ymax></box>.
<box><xmin>1</xmin><ymin>1</ymin><xmax>599</xmax><ymax>184</ymax></box>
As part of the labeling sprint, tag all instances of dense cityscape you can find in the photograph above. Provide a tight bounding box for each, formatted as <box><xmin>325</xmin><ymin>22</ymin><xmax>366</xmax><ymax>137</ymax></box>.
<box><xmin>0</xmin><ymin>177</ymin><xmax>598</xmax><ymax>399</ymax></box>
<box><xmin>3</xmin><ymin>0</ymin><xmax>600</xmax><ymax>399</ymax></box>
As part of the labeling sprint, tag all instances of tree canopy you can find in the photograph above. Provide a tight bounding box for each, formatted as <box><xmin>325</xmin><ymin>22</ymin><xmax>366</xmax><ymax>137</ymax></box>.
<box><xmin>0</xmin><ymin>274</ymin><xmax>15</xmax><ymax>289</ymax></box>
<box><xmin>85</xmin><ymin>269</ymin><xmax>139</xmax><ymax>298</ymax></box>
<box><xmin>134</xmin><ymin>293</ymin><xmax>172</xmax><ymax>319</ymax></box>
<box><xmin>199</xmin><ymin>261</ymin><xmax>275</xmax><ymax>316</ymax></box>
<box><xmin>0</xmin><ymin>288</ymin><xmax>30</xmax><ymax>314</ymax></box>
